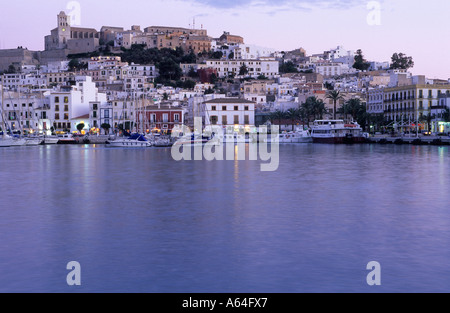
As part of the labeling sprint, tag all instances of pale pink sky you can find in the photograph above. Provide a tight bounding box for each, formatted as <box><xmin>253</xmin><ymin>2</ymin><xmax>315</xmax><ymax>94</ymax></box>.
<box><xmin>0</xmin><ymin>0</ymin><xmax>448</xmax><ymax>79</ymax></box>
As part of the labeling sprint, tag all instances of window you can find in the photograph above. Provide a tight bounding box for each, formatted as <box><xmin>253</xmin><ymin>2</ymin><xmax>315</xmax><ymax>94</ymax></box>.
<box><xmin>234</xmin><ymin>115</ymin><xmax>239</xmax><ymax>124</ymax></box>
<box><xmin>55</xmin><ymin>105</ymin><xmax>60</xmax><ymax>111</ymax></box>
<box><xmin>234</xmin><ymin>106</ymin><xmax>239</xmax><ymax>111</ymax></box>
<box><xmin>210</xmin><ymin>116</ymin><xmax>218</xmax><ymax>125</ymax></box>
<box><xmin>163</xmin><ymin>114</ymin><xmax>169</xmax><ymax>123</ymax></box>
<box><xmin>174</xmin><ymin>114</ymin><xmax>180</xmax><ymax>122</ymax></box>
<box><xmin>64</xmin><ymin>105</ymin><xmax>69</xmax><ymax>112</ymax></box>
<box><xmin>55</xmin><ymin>113</ymin><xmax>60</xmax><ymax>120</ymax></box>
<box><xmin>104</xmin><ymin>111</ymin><xmax>110</xmax><ymax>118</ymax></box>
<box><xmin>244</xmin><ymin>115</ymin><xmax>249</xmax><ymax>125</ymax></box>
<box><xmin>222</xmin><ymin>116</ymin><xmax>228</xmax><ymax>125</ymax></box>
<box><xmin>55</xmin><ymin>97</ymin><xmax>60</xmax><ymax>103</ymax></box>
<box><xmin>244</xmin><ymin>106</ymin><xmax>249</xmax><ymax>111</ymax></box>
<box><xmin>211</xmin><ymin>106</ymin><xmax>217</xmax><ymax>111</ymax></box>
<box><xmin>64</xmin><ymin>114</ymin><xmax>69</xmax><ymax>120</ymax></box>
<box><xmin>222</xmin><ymin>106</ymin><xmax>227</xmax><ymax>111</ymax></box>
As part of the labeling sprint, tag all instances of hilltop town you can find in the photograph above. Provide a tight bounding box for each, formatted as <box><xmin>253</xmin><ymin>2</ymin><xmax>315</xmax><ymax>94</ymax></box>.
<box><xmin>1</xmin><ymin>11</ymin><xmax>449</xmax><ymax>136</ymax></box>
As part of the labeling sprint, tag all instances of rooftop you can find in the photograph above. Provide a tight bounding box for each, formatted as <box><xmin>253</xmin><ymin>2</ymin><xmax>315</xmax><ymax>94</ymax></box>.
<box><xmin>204</xmin><ymin>98</ymin><xmax>255</xmax><ymax>104</ymax></box>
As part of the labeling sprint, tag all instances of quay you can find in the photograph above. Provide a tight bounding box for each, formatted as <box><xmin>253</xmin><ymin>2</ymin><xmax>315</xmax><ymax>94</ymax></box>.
<box><xmin>368</xmin><ymin>135</ymin><xmax>450</xmax><ymax>146</ymax></box>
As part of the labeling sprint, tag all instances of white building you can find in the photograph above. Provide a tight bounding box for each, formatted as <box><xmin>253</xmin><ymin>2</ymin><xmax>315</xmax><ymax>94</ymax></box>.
<box><xmin>234</xmin><ymin>44</ymin><xmax>277</xmax><ymax>60</ymax></box>
<box><xmin>366</xmin><ymin>88</ymin><xmax>385</xmax><ymax>114</ymax></box>
<box><xmin>204</xmin><ymin>98</ymin><xmax>255</xmax><ymax>127</ymax></box>
<box><xmin>205</xmin><ymin>58</ymin><xmax>279</xmax><ymax>79</ymax></box>
<box><xmin>47</xmin><ymin>76</ymin><xmax>108</xmax><ymax>131</ymax></box>
<box><xmin>315</xmin><ymin>62</ymin><xmax>354</xmax><ymax>77</ymax></box>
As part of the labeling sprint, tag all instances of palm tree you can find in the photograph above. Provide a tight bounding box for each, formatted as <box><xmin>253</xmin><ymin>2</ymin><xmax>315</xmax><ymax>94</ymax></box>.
<box><xmin>313</xmin><ymin>98</ymin><xmax>327</xmax><ymax>120</ymax></box>
<box><xmin>276</xmin><ymin>110</ymin><xmax>287</xmax><ymax>127</ymax></box>
<box><xmin>286</xmin><ymin>108</ymin><xmax>300</xmax><ymax>131</ymax></box>
<box><xmin>326</xmin><ymin>90</ymin><xmax>345</xmax><ymax>120</ymax></box>
<box><xmin>300</xmin><ymin>98</ymin><xmax>314</xmax><ymax>127</ymax></box>
<box><xmin>341</xmin><ymin>98</ymin><xmax>362</xmax><ymax>121</ymax></box>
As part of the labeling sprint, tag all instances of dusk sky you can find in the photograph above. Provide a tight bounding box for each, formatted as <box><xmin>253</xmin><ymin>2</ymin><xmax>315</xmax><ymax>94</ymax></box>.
<box><xmin>0</xmin><ymin>0</ymin><xmax>448</xmax><ymax>78</ymax></box>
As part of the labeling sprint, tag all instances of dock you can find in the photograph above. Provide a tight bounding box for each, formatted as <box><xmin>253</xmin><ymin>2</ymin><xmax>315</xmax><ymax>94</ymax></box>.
<box><xmin>368</xmin><ymin>135</ymin><xmax>450</xmax><ymax>146</ymax></box>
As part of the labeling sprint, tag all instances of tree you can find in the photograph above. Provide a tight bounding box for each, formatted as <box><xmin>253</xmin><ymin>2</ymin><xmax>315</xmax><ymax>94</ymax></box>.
<box><xmin>324</xmin><ymin>82</ymin><xmax>334</xmax><ymax>90</ymax></box>
<box><xmin>239</xmin><ymin>64</ymin><xmax>249</xmax><ymax>76</ymax></box>
<box><xmin>269</xmin><ymin>110</ymin><xmax>286</xmax><ymax>127</ymax></box>
<box><xmin>68</xmin><ymin>59</ymin><xmax>87</xmax><ymax>72</ymax></box>
<box><xmin>390</xmin><ymin>53</ymin><xmax>414</xmax><ymax>70</ymax></box>
<box><xmin>279</xmin><ymin>61</ymin><xmax>298</xmax><ymax>74</ymax></box>
<box><xmin>158</xmin><ymin>59</ymin><xmax>182</xmax><ymax>81</ymax></box>
<box><xmin>257</xmin><ymin>74</ymin><xmax>268</xmax><ymax>80</ymax></box>
<box><xmin>326</xmin><ymin>90</ymin><xmax>345</xmax><ymax>120</ymax></box>
<box><xmin>420</xmin><ymin>114</ymin><xmax>434</xmax><ymax>132</ymax></box>
<box><xmin>187</xmin><ymin>68</ymin><xmax>198</xmax><ymax>78</ymax></box>
<box><xmin>300</xmin><ymin>96</ymin><xmax>328</xmax><ymax>127</ymax></box>
<box><xmin>211</xmin><ymin>51</ymin><xmax>223</xmax><ymax>59</ymax></box>
<box><xmin>163</xmin><ymin>92</ymin><xmax>169</xmax><ymax>100</ymax></box>
<box><xmin>353</xmin><ymin>49</ymin><xmax>371</xmax><ymax>71</ymax></box>
<box><xmin>76</xmin><ymin>123</ymin><xmax>85</xmax><ymax>133</ymax></box>
<box><xmin>101</xmin><ymin>123</ymin><xmax>111</xmax><ymax>135</ymax></box>
<box><xmin>204</xmin><ymin>87</ymin><xmax>214</xmax><ymax>95</ymax></box>
<box><xmin>286</xmin><ymin>108</ymin><xmax>301</xmax><ymax>131</ymax></box>
<box><xmin>443</xmin><ymin>107</ymin><xmax>450</xmax><ymax>123</ymax></box>
<box><xmin>340</xmin><ymin>98</ymin><xmax>368</xmax><ymax>129</ymax></box>
<box><xmin>6</xmin><ymin>64</ymin><xmax>17</xmax><ymax>74</ymax></box>
<box><xmin>182</xmin><ymin>80</ymin><xmax>196</xmax><ymax>90</ymax></box>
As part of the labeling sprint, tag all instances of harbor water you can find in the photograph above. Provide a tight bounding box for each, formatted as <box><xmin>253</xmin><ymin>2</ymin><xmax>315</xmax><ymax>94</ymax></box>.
<box><xmin>0</xmin><ymin>144</ymin><xmax>449</xmax><ymax>292</ymax></box>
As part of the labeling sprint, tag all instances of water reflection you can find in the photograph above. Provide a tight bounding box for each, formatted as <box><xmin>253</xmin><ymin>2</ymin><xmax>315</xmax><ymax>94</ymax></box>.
<box><xmin>0</xmin><ymin>144</ymin><xmax>449</xmax><ymax>292</ymax></box>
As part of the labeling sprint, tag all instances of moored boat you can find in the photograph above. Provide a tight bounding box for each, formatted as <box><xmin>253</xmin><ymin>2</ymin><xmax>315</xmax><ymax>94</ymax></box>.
<box><xmin>57</xmin><ymin>134</ymin><xmax>77</xmax><ymax>145</ymax></box>
<box><xmin>311</xmin><ymin>120</ymin><xmax>366</xmax><ymax>144</ymax></box>
<box><xmin>25</xmin><ymin>137</ymin><xmax>43</xmax><ymax>146</ymax></box>
<box><xmin>107</xmin><ymin>133</ymin><xmax>152</xmax><ymax>148</ymax></box>
<box><xmin>266</xmin><ymin>129</ymin><xmax>313</xmax><ymax>144</ymax></box>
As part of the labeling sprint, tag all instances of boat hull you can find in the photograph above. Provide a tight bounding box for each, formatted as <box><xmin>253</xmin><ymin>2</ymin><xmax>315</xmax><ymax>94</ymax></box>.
<box><xmin>42</xmin><ymin>138</ymin><xmax>60</xmax><ymax>145</ymax></box>
<box><xmin>25</xmin><ymin>138</ymin><xmax>43</xmax><ymax>146</ymax></box>
<box><xmin>57</xmin><ymin>140</ymin><xmax>77</xmax><ymax>145</ymax></box>
<box><xmin>108</xmin><ymin>140</ymin><xmax>152</xmax><ymax>148</ymax></box>
<box><xmin>312</xmin><ymin>136</ymin><xmax>366</xmax><ymax>144</ymax></box>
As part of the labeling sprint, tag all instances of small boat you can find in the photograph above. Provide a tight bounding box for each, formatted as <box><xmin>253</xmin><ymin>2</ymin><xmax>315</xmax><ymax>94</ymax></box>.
<box><xmin>153</xmin><ymin>138</ymin><xmax>173</xmax><ymax>147</ymax></box>
<box><xmin>266</xmin><ymin>129</ymin><xmax>312</xmax><ymax>144</ymax></box>
<box><xmin>42</xmin><ymin>136</ymin><xmax>60</xmax><ymax>145</ymax></box>
<box><xmin>57</xmin><ymin>134</ymin><xmax>77</xmax><ymax>145</ymax></box>
<box><xmin>213</xmin><ymin>132</ymin><xmax>250</xmax><ymax>144</ymax></box>
<box><xmin>173</xmin><ymin>134</ymin><xmax>214</xmax><ymax>147</ymax></box>
<box><xmin>25</xmin><ymin>137</ymin><xmax>43</xmax><ymax>146</ymax></box>
<box><xmin>5</xmin><ymin>135</ymin><xmax>27</xmax><ymax>147</ymax></box>
<box><xmin>107</xmin><ymin>133</ymin><xmax>152</xmax><ymax>148</ymax></box>
<box><xmin>0</xmin><ymin>136</ymin><xmax>12</xmax><ymax>147</ymax></box>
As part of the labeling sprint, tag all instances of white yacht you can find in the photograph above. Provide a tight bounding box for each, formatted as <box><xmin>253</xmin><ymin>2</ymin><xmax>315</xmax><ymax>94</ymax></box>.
<box><xmin>57</xmin><ymin>134</ymin><xmax>77</xmax><ymax>145</ymax></box>
<box><xmin>213</xmin><ymin>131</ymin><xmax>250</xmax><ymax>144</ymax></box>
<box><xmin>107</xmin><ymin>134</ymin><xmax>152</xmax><ymax>148</ymax></box>
<box><xmin>42</xmin><ymin>136</ymin><xmax>60</xmax><ymax>145</ymax></box>
<box><xmin>0</xmin><ymin>136</ymin><xmax>13</xmax><ymax>147</ymax></box>
<box><xmin>25</xmin><ymin>137</ymin><xmax>43</xmax><ymax>146</ymax></box>
<box><xmin>4</xmin><ymin>135</ymin><xmax>27</xmax><ymax>147</ymax></box>
<box><xmin>311</xmin><ymin>120</ymin><xmax>366</xmax><ymax>144</ymax></box>
<box><xmin>266</xmin><ymin>129</ymin><xmax>312</xmax><ymax>144</ymax></box>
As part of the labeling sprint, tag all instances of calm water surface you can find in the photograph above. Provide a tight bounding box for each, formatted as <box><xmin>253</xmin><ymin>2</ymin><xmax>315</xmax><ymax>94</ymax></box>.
<box><xmin>0</xmin><ymin>144</ymin><xmax>449</xmax><ymax>292</ymax></box>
